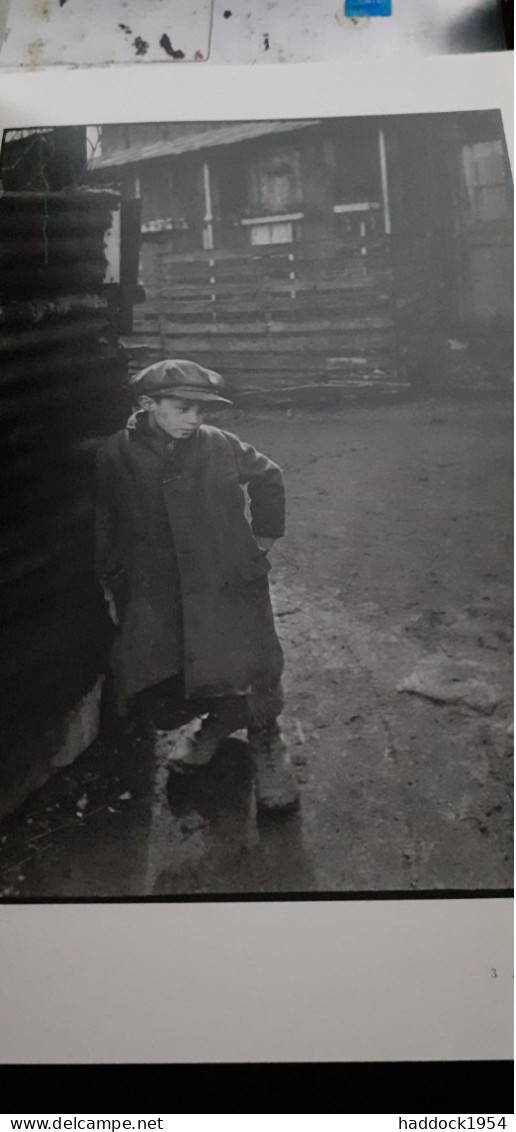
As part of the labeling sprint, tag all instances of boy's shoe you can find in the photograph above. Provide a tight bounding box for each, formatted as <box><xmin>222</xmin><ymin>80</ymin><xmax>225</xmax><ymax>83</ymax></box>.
<box><xmin>249</xmin><ymin>725</ymin><xmax>300</xmax><ymax>813</ymax></box>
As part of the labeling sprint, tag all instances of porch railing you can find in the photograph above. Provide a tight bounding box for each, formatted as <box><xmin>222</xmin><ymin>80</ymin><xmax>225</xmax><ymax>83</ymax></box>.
<box><xmin>130</xmin><ymin>232</ymin><xmax>401</xmax><ymax>394</ymax></box>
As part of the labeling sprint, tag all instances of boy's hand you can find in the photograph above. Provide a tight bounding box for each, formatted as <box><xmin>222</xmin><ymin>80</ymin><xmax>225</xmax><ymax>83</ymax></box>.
<box><xmin>103</xmin><ymin>585</ymin><xmax>119</xmax><ymax>626</ymax></box>
<box><xmin>108</xmin><ymin>599</ymin><xmax>119</xmax><ymax>626</ymax></box>
<box><xmin>255</xmin><ymin>537</ymin><xmax>276</xmax><ymax>554</ymax></box>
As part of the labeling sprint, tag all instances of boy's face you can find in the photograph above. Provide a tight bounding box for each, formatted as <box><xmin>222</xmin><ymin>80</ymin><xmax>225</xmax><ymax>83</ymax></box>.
<box><xmin>141</xmin><ymin>396</ymin><xmax>206</xmax><ymax>439</ymax></box>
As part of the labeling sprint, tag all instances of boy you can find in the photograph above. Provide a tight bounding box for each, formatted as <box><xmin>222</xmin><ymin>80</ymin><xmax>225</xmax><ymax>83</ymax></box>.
<box><xmin>94</xmin><ymin>358</ymin><xmax>299</xmax><ymax>813</ymax></box>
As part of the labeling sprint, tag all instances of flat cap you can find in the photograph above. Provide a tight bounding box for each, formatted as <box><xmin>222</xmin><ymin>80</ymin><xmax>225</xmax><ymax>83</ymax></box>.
<box><xmin>130</xmin><ymin>359</ymin><xmax>233</xmax><ymax>404</ymax></box>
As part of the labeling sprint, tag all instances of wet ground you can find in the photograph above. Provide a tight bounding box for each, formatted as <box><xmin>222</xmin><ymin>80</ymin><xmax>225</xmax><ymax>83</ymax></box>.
<box><xmin>0</xmin><ymin>395</ymin><xmax>513</xmax><ymax>897</ymax></box>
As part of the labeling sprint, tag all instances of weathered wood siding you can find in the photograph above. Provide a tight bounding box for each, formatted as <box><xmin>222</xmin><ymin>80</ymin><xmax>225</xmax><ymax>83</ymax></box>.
<box><xmin>130</xmin><ymin>231</ymin><xmax>399</xmax><ymax>394</ymax></box>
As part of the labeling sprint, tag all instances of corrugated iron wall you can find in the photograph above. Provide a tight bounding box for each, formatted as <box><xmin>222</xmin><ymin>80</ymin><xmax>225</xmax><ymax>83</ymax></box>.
<box><xmin>0</xmin><ymin>189</ymin><xmax>128</xmax><ymax>818</ymax></box>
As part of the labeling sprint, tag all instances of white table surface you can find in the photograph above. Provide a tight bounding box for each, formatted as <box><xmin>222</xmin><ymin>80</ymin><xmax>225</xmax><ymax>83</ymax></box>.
<box><xmin>0</xmin><ymin>0</ymin><xmax>506</xmax><ymax>69</ymax></box>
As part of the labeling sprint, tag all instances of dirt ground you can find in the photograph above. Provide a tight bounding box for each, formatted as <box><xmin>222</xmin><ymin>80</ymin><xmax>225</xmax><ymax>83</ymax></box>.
<box><xmin>0</xmin><ymin>394</ymin><xmax>513</xmax><ymax>897</ymax></box>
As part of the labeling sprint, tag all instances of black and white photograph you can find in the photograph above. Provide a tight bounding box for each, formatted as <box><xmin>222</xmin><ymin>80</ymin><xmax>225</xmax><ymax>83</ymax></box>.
<box><xmin>0</xmin><ymin>106</ymin><xmax>512</xmax><ymax>901</ymax></box>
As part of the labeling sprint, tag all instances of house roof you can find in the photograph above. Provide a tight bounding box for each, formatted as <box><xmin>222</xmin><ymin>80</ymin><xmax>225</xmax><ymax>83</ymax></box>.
<box><xmin>4</xmin><ymin>128</ymin><xmax>53</xmax><ymax>141</ymax></box>
<box><xmin>91</xmin><ymin>119</ymin><xmax>321</xmax><ymax>169</ymax></box>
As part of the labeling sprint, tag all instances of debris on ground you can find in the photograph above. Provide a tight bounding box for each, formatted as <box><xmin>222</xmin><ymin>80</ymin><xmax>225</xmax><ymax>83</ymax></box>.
<box><xmin>295</xmin><ymin>721</ymin><xmax>306</xmax><ymax>744</ymax></box>
<box><xmin>397</xmin><ymin>654</ymin><xmax>504</xmax><ymax>715</ymax></box>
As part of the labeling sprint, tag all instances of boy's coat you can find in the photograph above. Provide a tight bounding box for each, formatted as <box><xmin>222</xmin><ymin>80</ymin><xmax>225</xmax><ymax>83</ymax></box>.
<box><xmin>95</xmin><ymin>416</ymin><xmax>285</xmax><ymax>712</ymax></box>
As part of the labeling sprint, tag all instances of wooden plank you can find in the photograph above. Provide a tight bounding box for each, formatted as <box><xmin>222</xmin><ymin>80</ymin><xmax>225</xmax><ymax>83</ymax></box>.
<box><xmin>255</xmin><ymin>295</ymin><xmax>392</xmax><ymax>312</ymax></box>
<box><xmin>162</xmin><ymin>264</ymin><xmax>260</xmax><ymax>283</ymax></box>
<box><xmin>160</xmin><ymin>258</ymin><xmax>389</xmax><ymax>282</ymax></box>
<box><xmin>161</xmin><ymin>335</ymin><xmax>393</xmax><ymax>354</ymax></box>
<box><xmin>217</xmin><ymin>290</ymin><xmax>391</xmax><ymax>306</ymax></box>
<box><xmin>157</xmin><ymin>274</ymin><xmax>392</xmax><ymax>299</ymax></box>
<box><xmin>293</xmin><ymin>239</ymin><xmax>388</xmax><ymax>259</ymax></box>
<box><xmin>127</xmin><ymin>341</ymin><xmax>160</xmax><ymax>359</ymax></box>
<box><xmin>159</xmin><ymin>235</ymin><xmax>390</xmax><ymax>264</ymax></box>
<box><xmin>160</xmin><ymin>248</ymin><xmax>267</xmax><ymax>266</ymax></box>
<box><xmin>157</xmin><ymin>300</ymin><xmax>257</xmax><ymax>316</ymax></box>
<box><xmin>259</xmin><ymin>277</ymin><xmax>392</xmax><ymax>295</ymax></box>
<box><xmin>132</xmin><ymin>322</ymin><xmax>162</xmax><ymax>334</ymax></box>
<box><xmin>210</xmin><ymin>346</ymin><xmax>393</xmax><ymax>364</ymax></box>
<box><xmin>126</xmin><ymin>342</ymin><xmax>393</xmax><ymax>367</ymax></box>
<box><xmin>270</xmin><ymin>259</ymin><xmax>388</xmax><ymax>281</ymax></box>
<box><xmin>131</xmin><ymin>359</ymin><xmax>395</xmax><ymax>378</ymax></box>
<box><xmin>228</xmin><ymin>365</ymin><xmax>394</xmax><ymax>380</ymax></box>
<box><xmin>235</xmin><ymin>372</ymin><xmax>399</xmax><ymax>387</ymax></box>
<box><xmin>144</xmin><ymin>309</ymin><xmax>392</xmax><ymax>329</ymax></box>
<box><xmin>159</xmin><ymin>283</ymin><xmax>259</xmax><ymax>299</ymax></box>
<box><xmin>165</xmin><ymin>321</ymin><xmax>263</xmax><ymax>335</ymax></box>
<box><xmin>159</xmin><ymin>252</ymin><xmax>263</xmax><ymax>268</ymax></box>
<box><xmin>158</xmin><ymin>269</ymin><xmax>389</xmax><ymax>290</ymax></box>
<box><xmin>162</xmin><ymin>316</ymin><xmax>393</xmax><ymax>335</ymax></box>
<box><xmin>160</xmin><ymin>249</ymin><xmax>288</xmax><ymax>267</ymax></box>
<box><xmin>229</xmin><ymin>363</ymin><xmax>394</xmax><ymax>377</ymax></box>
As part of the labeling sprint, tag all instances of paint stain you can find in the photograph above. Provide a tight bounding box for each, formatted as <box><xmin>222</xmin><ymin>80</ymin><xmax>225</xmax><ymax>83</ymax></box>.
<box><xmin>159</xmin><ymin>33</ymin><xmax>185</xmax><ymax>59</ymax></box>
<box><xmin>336</xmin><ymin>6</ymin><xmax>371</xmax><ymax>27</ymax></box>
<box><xmin>194</xmin><ymin>50</ymin><xmax>204</xmax><ymax>60</ymax></box>
<box><xmin>133</xmin><ymin>36</ymin><xmax>149</xmax><ymax>56</ymax></box>
<box><xmin>27</xmin><ymin>38</ymin><xmax>44</xmax><ymax>67</ymax></box>
<box><xmin>263</xmin><ymin>32</ymin><xmax>270</xmax><ymax>49</ymax></box>
<box><xmin>118</xmin><ymin>24</ymin><xmax>132</xmax><ymax>35</ymax></box>
<box><xmin>34</xmin><ymin>0</ymin><xmax>50</xmax><ymax>20</ymax></box>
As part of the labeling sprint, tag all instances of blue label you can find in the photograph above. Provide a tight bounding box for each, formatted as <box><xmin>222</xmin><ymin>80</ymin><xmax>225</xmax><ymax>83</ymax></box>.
<box><xmin>345</xmin><ymin>0</ymin><xmax>391</xmax><ymax>15</ymax></box>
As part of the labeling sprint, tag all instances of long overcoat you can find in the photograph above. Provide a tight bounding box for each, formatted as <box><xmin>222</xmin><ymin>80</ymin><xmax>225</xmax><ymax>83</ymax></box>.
<box><xmin>94</xmin><ymin>412</ymin><xmax>285</xmax><ymax>713</ymax></box>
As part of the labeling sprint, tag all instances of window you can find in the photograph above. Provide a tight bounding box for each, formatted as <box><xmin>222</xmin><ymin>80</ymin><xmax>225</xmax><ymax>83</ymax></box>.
<box><xmin>241</xmin><ymin>212</ymin><xmax>304</xmax><ymax>246</ymax></box>
<box><xmin>250</xmin><ymin>221</ymin><xmax>293</xmax><ymax>245</ymax></box>
<box><xmin>333</xmin><ymin>201</ymin><xmax>380</xmax><ymax>238</ymax></box>
<box><xmin>462</xmin><ymin>140</ymin><xmax>512</xmax><ymax>222</ymax></box>
<box><xmin>247</xmin><ymin>149</ymin><xmax>303</xmax><ymax>214</ymax></box>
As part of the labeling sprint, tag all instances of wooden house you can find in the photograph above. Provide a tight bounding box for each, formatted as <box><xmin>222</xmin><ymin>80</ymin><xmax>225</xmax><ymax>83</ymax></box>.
<box><xmin>91</xmin><ymin>113</ymin><xmax>513</xmax><ymax>393</ymax></box>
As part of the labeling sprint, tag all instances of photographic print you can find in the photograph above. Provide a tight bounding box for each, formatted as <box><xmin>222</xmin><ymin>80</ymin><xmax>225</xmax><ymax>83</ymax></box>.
<box><xmin>0</xmin><ymin>105</ymin><xmax>512</xmax><ymax>901</ymax></box>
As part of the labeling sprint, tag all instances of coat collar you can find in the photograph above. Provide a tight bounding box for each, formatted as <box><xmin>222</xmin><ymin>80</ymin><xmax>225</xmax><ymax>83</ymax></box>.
<box><xmin>127</xmin><ymin>409</ymin><xmax>175</xmax><ymax>459</ymax></box>
<box><xmin>126</xmin><ymin>409</ymin><xmax>206</xmax><ymax>467</ymax></box>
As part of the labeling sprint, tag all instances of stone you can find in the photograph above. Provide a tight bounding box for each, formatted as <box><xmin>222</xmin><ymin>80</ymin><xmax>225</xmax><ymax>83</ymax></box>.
<box><xmin>397</xmin><ymin>653</ymin><xmax>504</xmax><ymax>715</ymax></box>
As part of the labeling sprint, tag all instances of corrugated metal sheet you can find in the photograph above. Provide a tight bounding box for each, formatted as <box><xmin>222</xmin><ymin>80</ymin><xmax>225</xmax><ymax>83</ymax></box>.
<box><xmin>91</xmin><ymin>120</ymin><xmax>321</xmax><ymax>170</ymax></box>
<box><xmin>0</xmin><ymin>187</ymin><xmax>128</xmax><ymax>818</ymax></box>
